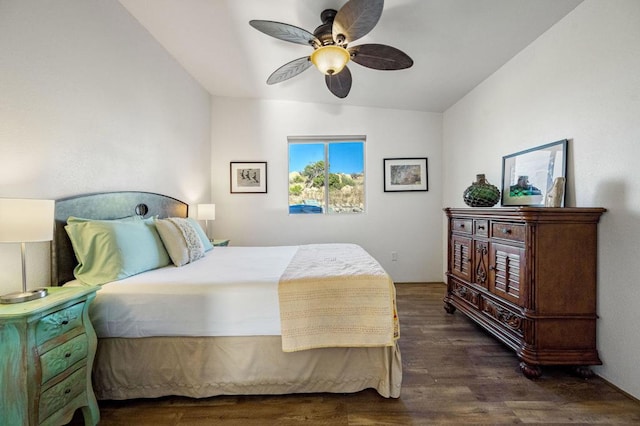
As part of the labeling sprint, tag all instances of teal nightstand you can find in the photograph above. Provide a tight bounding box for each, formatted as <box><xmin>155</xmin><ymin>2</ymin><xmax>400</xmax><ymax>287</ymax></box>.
<box><xmin>212</xmin><ymin>239</ymin><xmax>230</xmax><ymax>247</ymax></box>
<box><xmin>0</xmin><ymin>286</ymin><xmax>100</xmax><ymax>425</ymax></box>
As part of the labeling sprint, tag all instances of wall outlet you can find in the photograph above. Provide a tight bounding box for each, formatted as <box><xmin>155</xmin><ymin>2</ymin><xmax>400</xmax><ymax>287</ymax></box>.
<box><xmin>391</xmin><ymin>251</ymin><xmax>398</xmax><ymax>261</ymax></box>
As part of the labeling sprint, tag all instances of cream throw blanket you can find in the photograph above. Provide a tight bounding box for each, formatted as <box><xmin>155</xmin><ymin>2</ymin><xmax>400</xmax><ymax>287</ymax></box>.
<box><xmin>278</xmin><ymin>244</ymin><xmax>399</xmax><ymax>352</ymax></box>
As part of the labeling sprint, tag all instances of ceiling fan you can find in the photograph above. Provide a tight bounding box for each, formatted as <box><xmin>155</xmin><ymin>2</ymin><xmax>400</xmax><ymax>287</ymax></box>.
<box><xmin>249</xmin><ymin>0</ymin><xmax>413</xmax><ymax>98</ymax></box>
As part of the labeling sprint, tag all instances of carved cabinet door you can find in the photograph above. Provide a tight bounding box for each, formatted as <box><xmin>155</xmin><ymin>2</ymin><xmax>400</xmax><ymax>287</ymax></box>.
<box><xmin>450</xmin><ymin>234</ymin><xmax>472</xmax><ymax>282</ymax></box>
<box><xmin>488</xmin><ymin>242</ymin><xmax>525</xmax><ymax>306</ymax></box>
<box><xmin>473</xmin><ymin>240</ymin><xmax>490</xmax><ymax>289</ymax></box>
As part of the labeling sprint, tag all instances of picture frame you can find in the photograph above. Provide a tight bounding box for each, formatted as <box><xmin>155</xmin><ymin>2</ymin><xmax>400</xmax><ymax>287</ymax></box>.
<box><xmin>501</xmin><ymin>139</ymin><xmax>567</xmax><ymax>207</ymax></box>
<box><xmin>383</xmin><ymin>158</ymin><xmax>428</xmax><ymax>192</ymax></box>
<box><xmin>230</xmin><ymin>162</ymin><xmax>267</xmax><ymax>193</ymax></box>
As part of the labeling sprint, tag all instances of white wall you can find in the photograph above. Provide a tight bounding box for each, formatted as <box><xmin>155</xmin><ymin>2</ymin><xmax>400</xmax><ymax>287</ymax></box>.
<box><xmin>443</xmin><ymin>0</ymin><xmax>640</xmax><ymax>399</ymax></box>
<box><xmin>5</xmin><ymin>0</ymin><xmax>634</xmax><ymax>401</ymax></box>
<box><xmin>210</xmin><ymin>97</ymin><xmax>442</xmax><ymax>283</ymax></box>
<box><xmin>0</xmin><ymin>0</ymin><xmax>211</xmax><ymax>294</ymax></box>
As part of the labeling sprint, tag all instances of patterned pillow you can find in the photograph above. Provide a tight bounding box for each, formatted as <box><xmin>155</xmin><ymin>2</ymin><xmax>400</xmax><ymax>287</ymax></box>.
<box><xmin>186</xmin><ymin>218</ymin><xmax>214</xmax><ymax>252</ymax></box>
<box><xmin>155</xmin><ymin>218</ymin><xmax>207</xmax><ymax>266</ymax></box>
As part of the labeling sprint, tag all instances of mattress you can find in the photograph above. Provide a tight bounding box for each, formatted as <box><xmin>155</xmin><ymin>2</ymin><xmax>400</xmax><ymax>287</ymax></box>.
<box><xmin>67</xmin><ymin>245</ymin><xmax>298</xmax><ymax>338</ymax></box>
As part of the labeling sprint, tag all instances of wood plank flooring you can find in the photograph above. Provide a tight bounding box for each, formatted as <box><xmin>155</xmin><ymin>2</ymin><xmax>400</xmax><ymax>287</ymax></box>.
<box><xmin>68</xmin><ymin>283</ymin><xmax>640</xmax><ymax>425</ymax></box>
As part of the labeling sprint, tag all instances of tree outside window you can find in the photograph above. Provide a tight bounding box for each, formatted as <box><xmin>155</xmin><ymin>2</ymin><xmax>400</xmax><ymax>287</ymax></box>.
<box><xmin>288</xmin><ymin>138</ymin><xmax>365</xmax><ymax>214</ymax></box>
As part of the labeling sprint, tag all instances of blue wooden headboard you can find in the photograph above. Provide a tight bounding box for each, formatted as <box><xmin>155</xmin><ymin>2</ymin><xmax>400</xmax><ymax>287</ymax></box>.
<box><xmin>52</xmin><ymin>191</ymin><xmax>188</xmax><ymax>285</ymax></box>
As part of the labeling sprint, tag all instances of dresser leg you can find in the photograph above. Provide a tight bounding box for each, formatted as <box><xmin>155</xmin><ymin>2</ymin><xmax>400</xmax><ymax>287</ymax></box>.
<box><xmin>519</xmin><ymin>361</ymin><xmax>542</xmax><ymax>379</ymax></box>
<box><xmin>569</xmin><ymin>365</ymin><xmax>596</xmax><ymax>379</ymax></box>
<box><xmin>443</xmin><ymin>300</ymin><xmax>456</xmax><ymax>314</ymax></box>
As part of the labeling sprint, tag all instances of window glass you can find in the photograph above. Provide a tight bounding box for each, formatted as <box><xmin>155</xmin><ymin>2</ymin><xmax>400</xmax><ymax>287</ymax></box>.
<box><xmin>288</xmin><ymin>138</ymin><xmax>365</xmax><ymax>214</ymax></box>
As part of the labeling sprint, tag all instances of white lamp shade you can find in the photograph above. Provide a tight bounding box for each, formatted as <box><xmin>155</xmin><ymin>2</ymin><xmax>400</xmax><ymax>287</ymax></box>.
<box><xmin>197</xmin><ymin>204</ymin><xmax>216</xmax><ymax>220</ymax></box>
<box><xmin>0</xmin><ymin>199</ymin><xmax>55</xmax><ymax>243</ymax></box>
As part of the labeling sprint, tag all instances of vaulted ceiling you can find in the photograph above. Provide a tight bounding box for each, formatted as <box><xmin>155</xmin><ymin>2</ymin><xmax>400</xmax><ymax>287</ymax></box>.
<box><xmin>119</xmin><ymin>0</ymin><xmax>583</xmax><ymax>112</ymax></box>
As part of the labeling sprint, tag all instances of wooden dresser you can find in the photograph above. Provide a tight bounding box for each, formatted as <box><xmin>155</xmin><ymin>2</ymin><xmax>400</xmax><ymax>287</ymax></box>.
<box><xmin>0</xmin><ymin>286</ymin><xmax>99</xmax><ymax>425</ymax></box>
<box><xmin>443</xmin><ymin>207</ymin><xmax>605</xmax><ymax>378</ymax></box>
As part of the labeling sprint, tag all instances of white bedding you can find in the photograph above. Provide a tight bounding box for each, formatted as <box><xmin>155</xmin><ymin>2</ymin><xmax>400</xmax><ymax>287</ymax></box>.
<box><xmin>67</xmin><ymin>246</ymin><xmax>298</xmax><ymax>338</ymax></box>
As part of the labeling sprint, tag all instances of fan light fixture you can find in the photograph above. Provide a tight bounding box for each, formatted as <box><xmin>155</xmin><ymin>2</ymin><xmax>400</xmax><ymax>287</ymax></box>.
<box><xmin>250</xmin><ymin>0</ymin><xmax>413</xmax><ymax>99</ymax></box>
<box><xmin>310</xmin><ymin>45</ymin><xmax>350</xmax><ymax>75</ymax></box>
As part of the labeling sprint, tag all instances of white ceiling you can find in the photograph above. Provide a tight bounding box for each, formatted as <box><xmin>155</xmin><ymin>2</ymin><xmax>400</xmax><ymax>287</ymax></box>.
<box><xmin>119</xmin><ymin>0</ymin><xmax>583</xmax><ymax>113</ymax></box>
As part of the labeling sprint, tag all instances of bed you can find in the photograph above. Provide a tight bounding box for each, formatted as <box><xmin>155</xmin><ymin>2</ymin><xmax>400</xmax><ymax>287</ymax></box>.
<box><xmin>52</xmin><ymin>191</ymin><xmax>402</xmax><ymax>400</ymax></box>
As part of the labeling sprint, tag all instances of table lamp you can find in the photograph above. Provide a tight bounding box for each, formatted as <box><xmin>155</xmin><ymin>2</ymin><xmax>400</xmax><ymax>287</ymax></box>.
<box><xmin>0</xmin><ymin>198</ymin><xmax>55</xmax><ymax>304</ymax></box>
<box><xmin>197</xmin><ymin>203</ymin><xmax>215</xmax><ymax>241</ymax></box>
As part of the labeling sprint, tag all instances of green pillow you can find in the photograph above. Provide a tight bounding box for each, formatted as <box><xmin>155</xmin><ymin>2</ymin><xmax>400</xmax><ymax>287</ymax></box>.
<box><xmin>66</xmin><ymin>215</ymin><xmax>142</xmax><ymax>224</ymax></box>
<box><xmin>65</xmin><ymin>218</ymin><xmax>170</xmax><ymax>285</ymax></box>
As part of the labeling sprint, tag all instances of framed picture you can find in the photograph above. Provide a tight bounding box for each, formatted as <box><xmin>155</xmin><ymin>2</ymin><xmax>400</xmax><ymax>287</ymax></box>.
<box><xmin>501</xmin><ymin>139</ymin><xmax>567</xmax><ymax>206</ymax></box>
<box><xmin>383</xmin><ymin>158</ymin><xmax>428</xmax><ymax>192</ymax></box>
<box><xmin>230</xmin><ymin>162</ymin><xmax>267</xmax><ymax>193</ymax></box>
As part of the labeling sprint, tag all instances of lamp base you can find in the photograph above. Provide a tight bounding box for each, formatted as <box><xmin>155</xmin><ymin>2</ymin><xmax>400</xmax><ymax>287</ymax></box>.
<box><xmin>0</xmin><ymin>288</ymin><xmax>48</xmax><ymax>304</ymax></box>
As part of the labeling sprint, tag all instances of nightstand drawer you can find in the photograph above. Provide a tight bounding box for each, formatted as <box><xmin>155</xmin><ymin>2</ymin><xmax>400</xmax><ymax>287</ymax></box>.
<box><xmin>40</xmin><ymin>334</ymin><xmax>88</xmax><ymax>384</ymax></box>
<box><xmin>1</xmin><ymin>286</ymin><xmax>99</xmax><ymax>425</ymax></box>
<box><xmin>39</xmin><ymin>366</ymin><xmax>87</xmax><ymax>421</ymax></box>
<box><xmin>36</xmin><ymin>302</ymin><xmax>85</xmax><ymax>345</ymax></box>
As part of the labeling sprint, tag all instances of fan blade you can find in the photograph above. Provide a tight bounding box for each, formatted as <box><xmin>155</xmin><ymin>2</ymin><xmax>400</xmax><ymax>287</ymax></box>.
<box><xmin>349</xmin><ymin>44</ymin><xmax>413</xmax><ymax>70</ymax></box>
<box><xmin>267</xmin><ymin>57</ymin><xmax>312</xmax><ymax>85</ymax></box>
<box><xmin>250</xmin><ymin>20</ymin><xmax>319</xmax><ymax>47</ymax></box>
<box><xmin>325</xmin><ymin>66</ymin><xmax>352</xmax><ymax>98</ymax></box>
<box><xmin>333</xmin><ymin>0</ymin><xmax>384</xmax><ymax>45</ymax></box>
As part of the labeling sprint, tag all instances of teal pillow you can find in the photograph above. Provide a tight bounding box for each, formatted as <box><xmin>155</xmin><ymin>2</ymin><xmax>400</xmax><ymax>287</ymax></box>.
<box><xmin>186</xmin><ymin>217</ymin><xmax>214</xmax><ymax>252</ymax></box>
<box><xmin>65</xmin><ymin>218</ymin><xmax>170</xmax><ymax>285</ymax></box>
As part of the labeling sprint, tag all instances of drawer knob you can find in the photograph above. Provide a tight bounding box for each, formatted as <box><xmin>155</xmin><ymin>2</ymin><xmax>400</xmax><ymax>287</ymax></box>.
<box><xmin>65</xmin><ymin>352</ymin><xmax>72</xmax><ymax>358</ymax></box>
<box><xmin>61</xmin><ymin>319</ymin><xmax>69</xmax><ymax>325</ymax></box>
<box><xmin>459</xmin><ymin>223</ymin><xmax>465</xmax><ymax>228</ymax></box>
<box><xmin>478</xmin><ymin>225</ymin><xmax>485</xmax><ymax>230</ymax></box>
<box><xmin>65</xmin><ymin>388</ymin><xmax>71</xmax><ymax>394</ymax></box>
<box><xmin>501</xmin><ymin>228</ymin><xmax>512</xmax><ymax>234</ymax></box>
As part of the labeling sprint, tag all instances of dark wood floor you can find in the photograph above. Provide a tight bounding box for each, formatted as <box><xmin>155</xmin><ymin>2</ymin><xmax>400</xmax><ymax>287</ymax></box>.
<box><xmin>69</xmin><ymin>283</ymin><xmax>640</xmax><ymax>425</ymax></box>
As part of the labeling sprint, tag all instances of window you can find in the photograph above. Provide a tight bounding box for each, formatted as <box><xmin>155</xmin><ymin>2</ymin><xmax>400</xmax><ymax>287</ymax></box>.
<box><xmin>288</xmin><ymin>136</ymin><xmax>365</xmax><ymax>214</ymax></box>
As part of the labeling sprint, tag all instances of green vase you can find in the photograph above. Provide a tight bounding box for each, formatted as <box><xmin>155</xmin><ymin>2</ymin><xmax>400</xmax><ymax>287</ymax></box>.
<box><xmin>463</xmin><ymin>174</ymin><xmax>500</xmax><ymax>207</ymax></box>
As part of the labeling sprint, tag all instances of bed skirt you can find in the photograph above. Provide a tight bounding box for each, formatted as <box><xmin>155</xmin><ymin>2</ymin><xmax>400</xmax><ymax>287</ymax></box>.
<box><xmin>92</xmin><ymin>335</ymin><xmax>402</xmax><ymax>400</ymax></box>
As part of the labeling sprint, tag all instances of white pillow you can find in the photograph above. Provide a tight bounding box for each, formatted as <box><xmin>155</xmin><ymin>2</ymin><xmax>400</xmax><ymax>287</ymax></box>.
<box><xmin>155</xmin><ymin>218</ymin><xmax>206</xmax><ymax>266</ymax></box>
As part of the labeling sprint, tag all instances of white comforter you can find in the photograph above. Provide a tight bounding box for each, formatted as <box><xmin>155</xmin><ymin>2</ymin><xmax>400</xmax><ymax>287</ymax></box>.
<box><xmin>68</xmin><ymin>246</ymin><xmax>298</xmax><ymax>338</ymax></box>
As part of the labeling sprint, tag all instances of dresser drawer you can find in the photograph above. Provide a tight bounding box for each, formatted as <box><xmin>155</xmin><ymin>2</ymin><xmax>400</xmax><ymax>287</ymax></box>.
<box><xmin>480</xmin><ymin>297</ymin><xmax>524</xmax><ymax>337</ymax></box>
<box><xmin>39</xmin><ymin>366</ymin><xmax>87</xmax><ymax>421</ymax></box>
<box><xmin>450</xmin><ymin>280</ymin><xmax>481</xmax><ymax>309</ymax></box>
<box><xmin>491</xmin><ymin>222</ymin><xmax>525</xmax><ymax>242</ymax></box>
<box><xmin>452</xmin><ymin>219</ymin><xmax>473</xmax><ymax>234</ymax></box>
<box><xmin>40</xmin><ymin>334</ymin><xmax>88</xmax><ymax>384</ymax></box>
<box><xmin>474</xmin><ymin>220</ymin><xmax>489</xmax><ymax>237</ymax></box>
<box><xmin>36</xmin><ymin>302</ymin><xmax>85</xmax><ymax>345</ymax></box>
